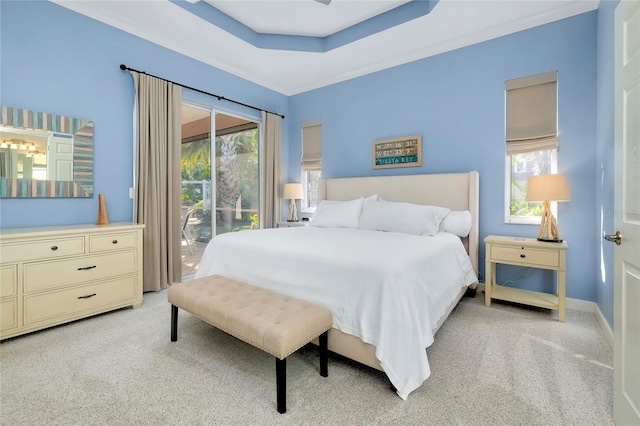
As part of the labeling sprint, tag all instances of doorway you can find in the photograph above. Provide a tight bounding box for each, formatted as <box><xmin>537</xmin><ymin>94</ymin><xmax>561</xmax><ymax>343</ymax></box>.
<box><xmin>180</xmin><ymin>104</ymin><xmax>261</xmax><ymax>279</ymax></box>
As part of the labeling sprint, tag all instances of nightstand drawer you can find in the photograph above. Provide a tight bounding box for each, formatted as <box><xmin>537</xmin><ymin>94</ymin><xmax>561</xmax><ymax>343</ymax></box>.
<box><xmin>491</xmin><ymin>245</ymin><xmax>559</xmax><ymax>268</ymax></box>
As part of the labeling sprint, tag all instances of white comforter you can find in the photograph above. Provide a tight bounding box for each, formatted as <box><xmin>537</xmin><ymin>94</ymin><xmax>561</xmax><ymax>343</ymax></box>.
<box><xmin>195</xmin><ymin>227</ymin><xmax>477</xmax><ymax>399</ymax></box>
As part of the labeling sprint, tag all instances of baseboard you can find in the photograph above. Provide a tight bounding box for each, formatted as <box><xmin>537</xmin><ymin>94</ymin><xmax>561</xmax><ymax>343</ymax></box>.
<box><xmin>594</xmin><ymin>303</ymin><xmax>614</xmax><ymax>349</ymax></box>
<box><xmin>476</xmin><ymin>283</ymin><xmax>614</xmax><ymax>348</ymax></box>
<box><xmin>565</xmin><ymin>297</ymin><xmax>594</xmax><ymax>313</ymax></box>
<box><xmin>566</xmin><ymin>297</ymin><xmax>614</xmax><ymax>348</ymax></box>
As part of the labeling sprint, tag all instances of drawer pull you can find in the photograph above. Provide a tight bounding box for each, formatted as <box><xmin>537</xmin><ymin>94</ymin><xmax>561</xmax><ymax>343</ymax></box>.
<box><xmin>77</xmin><ymin>265</ymin><xmax>97</xmax><ymax>271</ymax></box>
<box><xmin>51</xmin><ymin>246</ymin><xmax>58</xmax><ymax>251</ymax></box>
<box><xmin>112</xmin><ymin>240</ymin><xmax>118</xmax><ymax>244</ymax></box>
<box><xmin>520</xmin><ymin>254</ymin><xmax>526</xmax><ymax>258</ymax></box>
<box><xmin>77</xmin><ymin>293</ymin><xmax>97</xmax><ymax>299</ymax></box>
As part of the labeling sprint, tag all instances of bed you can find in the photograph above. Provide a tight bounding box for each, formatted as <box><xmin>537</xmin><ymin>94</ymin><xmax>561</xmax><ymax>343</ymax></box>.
<box><xmin>195</xmin><ymin>171</ymin><xmax>479</xmax><ymax>399</ymax></box>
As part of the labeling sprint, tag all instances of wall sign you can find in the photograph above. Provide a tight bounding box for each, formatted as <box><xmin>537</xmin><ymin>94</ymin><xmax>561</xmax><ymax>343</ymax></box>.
<box><xmin>372</xmin><ymin>134</ymin><xmax>422</xmax><ymax>169</ymax></box>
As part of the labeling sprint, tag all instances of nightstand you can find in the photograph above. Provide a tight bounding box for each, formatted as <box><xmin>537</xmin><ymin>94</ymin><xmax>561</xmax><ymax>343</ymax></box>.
<box><xmin>484</xmin><ymin>235</ymin><xmax>568</xmax><ymax>321</ymax></box>
<box><xmin>277</xmin><ymin>221</ymin><xmax>307</xmax><ymax>228</ymax></box>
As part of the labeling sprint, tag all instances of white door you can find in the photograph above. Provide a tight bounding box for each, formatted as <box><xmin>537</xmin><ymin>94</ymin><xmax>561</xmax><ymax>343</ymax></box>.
<box><xmin>613</xmin><ymin>1</ymin><xmax>640</xmax><ymax>424</ymax></box>
<box><xmin>46</xmin><ymin>133</ymin><xmax>74</xmax><ymax>181</ymax></box>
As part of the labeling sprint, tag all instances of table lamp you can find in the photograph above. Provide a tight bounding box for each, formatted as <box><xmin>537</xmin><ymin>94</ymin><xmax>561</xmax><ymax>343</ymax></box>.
<box><xmin>526</xmin><ymin>174</ymin><xmax>570</xmax><ymax>242</ymax></box>
<box><xmin>283</xmin><ymin>183</ymin><xmax>303</xmax><ymax>222</ymax></box>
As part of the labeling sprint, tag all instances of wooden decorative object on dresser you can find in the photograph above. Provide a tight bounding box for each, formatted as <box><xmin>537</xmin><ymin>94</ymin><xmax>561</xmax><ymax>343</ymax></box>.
<box><xmin>0</xmin><ymin>223</ymin><xmax>144</xmax><ymax>340</ymax></box>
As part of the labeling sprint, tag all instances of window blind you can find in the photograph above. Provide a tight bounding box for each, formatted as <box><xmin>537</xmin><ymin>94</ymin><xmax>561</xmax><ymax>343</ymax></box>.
<box><xmin>505</xmin><ymin>71</ymin><xmax>558</xmax><ymax>155</ymax></box>
<box><xmin>301</xmin><ymin>120</ymin><xmax>322</xmax><ymax>171</ymax></box>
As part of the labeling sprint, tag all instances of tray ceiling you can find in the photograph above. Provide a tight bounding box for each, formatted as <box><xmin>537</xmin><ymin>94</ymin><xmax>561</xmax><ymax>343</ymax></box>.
<box><xmin>52</xmin><ymin>0</ymin><xmax>599</xmax><ymax>95</ymax></box>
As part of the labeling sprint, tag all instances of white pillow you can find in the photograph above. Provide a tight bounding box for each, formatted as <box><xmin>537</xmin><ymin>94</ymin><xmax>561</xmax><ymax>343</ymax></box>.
<box><xmin>309</xmin><ymin>198</ymin><xmax>365</xmax><ymax>229</ymax></box>
<box><xmin>357</xmin><ymin>199</ymin><xmax>450</xmax><ymax>236</ymax></box>
<box><xmin>439</xmin><ymin>210</ymin><xmax>473</xmax><ymax>237</ymax></box>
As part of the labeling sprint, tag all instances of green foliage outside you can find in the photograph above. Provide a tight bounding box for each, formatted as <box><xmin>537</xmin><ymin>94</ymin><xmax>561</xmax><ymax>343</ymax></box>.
<box><xmin>509</xmin><ymin>150</ymin><xmax>551</xmax><ymax>217</ymax></box>
<box><xmin>510</xmin><ymin>180</ymin><xmax>544</xmax><ymax>216</ymax></box>
<box><xmin>181</xmin><ymin>127</ymin><xmax>259</xmax><ymax>241</ymax></box>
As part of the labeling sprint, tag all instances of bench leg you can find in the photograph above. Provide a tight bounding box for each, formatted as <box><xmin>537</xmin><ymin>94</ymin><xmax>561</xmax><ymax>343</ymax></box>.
<box><xmin>276</xmin><ymin>357</ymin><xmax>286</xmax><ymax>414</ymax></box>
<box><xmin>171</xmin><ymin>305</ymin><xmax>178</xmax><ymax>342</ymax></box>
<box><xmin>319</xmin><ymin>331</ymin><xmax>328</xmax><ymax>378</ymax></box>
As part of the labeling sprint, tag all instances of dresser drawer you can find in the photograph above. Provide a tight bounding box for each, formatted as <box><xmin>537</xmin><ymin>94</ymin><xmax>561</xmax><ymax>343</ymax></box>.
<box><xmin>24</xmin><ymin>251</ymin><xmax>136</xmax><ymax>293</ymax></box>
<box><xmin>23</xmin><ymin>276</ymin><xmax>137</xmax><ymax>325</ymax></box>
<box><xmin>1</xmin><ymin>264</ymin><xmax>18</xmax><ymax>297</ymax></box>
<box><xmin>0</xmin><ymin>237</ymin><xmax>85</xmax><ymax>263</ymax></box>
<box><xmin>490</xmin><ymin>245</ymin><xmax>559</xmax><ymax>268</ymax></box>
<box><xmin>90</xmin><ymin>232</ymin><xmax>137</xmax><ymax>253</ymax></box>
<box><xmin>1</xmin><ymin>298</ymin><xmax>18</xmax><ymax>331</ymax></box>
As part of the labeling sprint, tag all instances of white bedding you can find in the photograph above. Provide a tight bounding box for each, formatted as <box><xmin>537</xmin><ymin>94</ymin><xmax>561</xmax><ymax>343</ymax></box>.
<box><xmin>194</xmin><ymin>226</ymin><xmax>478</xmax><ymax>399</ymax></box>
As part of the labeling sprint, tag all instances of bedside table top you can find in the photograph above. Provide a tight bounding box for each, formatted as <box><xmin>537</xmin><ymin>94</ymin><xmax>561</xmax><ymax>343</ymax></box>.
<box><xmin>484</xmin><ymin>235</ymin><xmax>568</xmax><ymax>250</ymax></box>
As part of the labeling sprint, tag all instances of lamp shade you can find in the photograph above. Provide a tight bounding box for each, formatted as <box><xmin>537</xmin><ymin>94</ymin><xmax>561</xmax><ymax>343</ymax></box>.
<box><xmin>283</xmin><ymin>183</ymin><xmax>303</xmax><ymax>200</ymax></box>
<box><xmin>526</xmin><ymin>174</ymin><xmax>570</xmax><ymax>202</ymax></box>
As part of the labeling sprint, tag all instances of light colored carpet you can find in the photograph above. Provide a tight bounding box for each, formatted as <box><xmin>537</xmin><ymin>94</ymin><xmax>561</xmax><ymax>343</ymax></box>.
<box><xmin>0</xmin><ymin>289</ymin><xmax>613</xmax><ymax>425</ymax></box>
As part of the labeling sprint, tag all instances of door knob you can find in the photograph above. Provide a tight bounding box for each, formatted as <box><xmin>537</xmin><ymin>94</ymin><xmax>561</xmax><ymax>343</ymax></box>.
<box><xmin>603</xmin><ymin>231</ymin><xmax>622</xmax><ymax>245</ymax></box>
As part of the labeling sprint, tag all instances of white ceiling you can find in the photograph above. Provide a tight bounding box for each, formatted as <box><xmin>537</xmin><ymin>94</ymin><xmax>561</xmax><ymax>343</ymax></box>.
<box><xmin>52</xmin><ymin>0</ymin><xmax>599</xmax><ymax>96</ymax></box>
<box><xmin>206</xmin><ymin>0</ymin><xmax>413</xmax><ymax>37</ymax></box>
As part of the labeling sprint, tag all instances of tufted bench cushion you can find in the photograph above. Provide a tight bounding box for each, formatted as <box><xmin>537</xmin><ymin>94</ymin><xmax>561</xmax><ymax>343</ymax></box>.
<box><xmin>167</xmin><ymin>274</ymin><xmax>332</xmax><ymax>413</ymax></box>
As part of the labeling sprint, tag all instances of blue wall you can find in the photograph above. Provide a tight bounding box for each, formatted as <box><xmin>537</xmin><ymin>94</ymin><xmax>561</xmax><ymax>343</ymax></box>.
<box><xmin>287</xmin><ymin>12</ymin><xmax>599</xmax><ymax>302</ymax></box>
<box><xmin>595</xmin><ymin>0</ymin><xmax>619</xmax><ymax>328</ymax></box>
<box><xmin>0</xmin><ymin>1</ymin><xmax>616</xmax><ymax>316</ymax></box>
<box><xmin>0</xmin><ymin>1</ymin><xmax>288</xmax><ymax>228</ymax></box>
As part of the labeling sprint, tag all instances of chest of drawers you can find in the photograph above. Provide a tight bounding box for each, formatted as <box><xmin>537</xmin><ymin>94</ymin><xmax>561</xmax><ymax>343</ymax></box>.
<box><xmin>0</xmin><ymin>223</ymin><xmax>144</xmax><ymax>340</ymax></box>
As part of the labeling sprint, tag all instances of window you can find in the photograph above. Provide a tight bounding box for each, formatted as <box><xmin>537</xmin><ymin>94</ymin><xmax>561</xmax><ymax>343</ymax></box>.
<box><xmin>301</xmin><ymin>120</ymin><xmax>322</xmax><ymax>212</ymax></box>
<box><xmin>302</xmin><ymin>170</ymin><xmax>321</xmax><ymax>212</ymax></box>
<box><xmin>504</xmin><ymin>71</ymin><xmax>558</xmax><ymax>224</ymax></box>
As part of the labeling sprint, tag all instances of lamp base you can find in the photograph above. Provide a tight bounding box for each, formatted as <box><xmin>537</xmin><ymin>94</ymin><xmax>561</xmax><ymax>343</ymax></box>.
<box><xmin>287</xmin><ymin>199</ymin><xmax>298</xmax><ymax>222</ymax></box>
<box><xmin>537</xmin><ymin>200</ymin><xmax>562</xmax><ymax>242</ymax></box>
<box><xmin>537</xmin><ymin>237</ymin><xmax>563</xmax><ymax>243</ymax></box>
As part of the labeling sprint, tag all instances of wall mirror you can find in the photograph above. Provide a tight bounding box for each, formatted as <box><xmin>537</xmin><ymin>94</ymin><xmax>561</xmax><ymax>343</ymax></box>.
<box><xmin>0</xmin><ymin>106</ymin><xmax>93</xmax><ymax>197</ymax></box>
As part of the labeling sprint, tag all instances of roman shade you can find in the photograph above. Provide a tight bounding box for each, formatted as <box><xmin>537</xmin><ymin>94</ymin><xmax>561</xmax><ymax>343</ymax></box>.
<box><xmin>301</xmin><ymin>120</ymin><xmax>322</xmax><ymax>171</ymax></box>
<box><xmin>505</xmin><ymin>71</ymin><xmax>558</xmax><ymax>155</ymax></box>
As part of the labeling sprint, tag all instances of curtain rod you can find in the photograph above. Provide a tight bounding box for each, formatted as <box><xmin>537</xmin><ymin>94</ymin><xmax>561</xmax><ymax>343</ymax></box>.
<box><xmin>119</xmin><ymin>64</ymin><xmax>285</xmax><ymax>119</ymax></box>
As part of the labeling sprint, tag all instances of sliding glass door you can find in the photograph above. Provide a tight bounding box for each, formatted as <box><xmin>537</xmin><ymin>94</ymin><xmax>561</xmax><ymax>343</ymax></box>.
<box><xmin>180</xmin><ymin>104</ymin><xmax>260</xmax><ymax>278</ymax></box>
<box><xmin>215</xmin><ymin>118</ymin><xmax>259</xmax><ymax>234</ymax></box>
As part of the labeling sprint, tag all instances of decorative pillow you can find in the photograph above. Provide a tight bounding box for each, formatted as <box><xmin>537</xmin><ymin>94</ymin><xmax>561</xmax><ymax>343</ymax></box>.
<box><xmin>439</xmin><ymin>210</ymin><xmax>472</xmax><ymax>237</ymax></box>
<box><xmin>357</xmin><ymin>199</ymin><xmax>450</xmax><ymax>236</ymax></box>
<box><xmin>309</xmin><ymin>198</ymin><xmax>365</xmax><ymax>229</ymax></box>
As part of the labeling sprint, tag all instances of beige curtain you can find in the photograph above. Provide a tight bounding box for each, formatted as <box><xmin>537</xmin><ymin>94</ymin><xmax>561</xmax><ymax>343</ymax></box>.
<box><xmin>261</xmin><ymin>111</ymin><xmax>282</xmax><ymax>228</ymax></box>
<box><xmin>131</xmin><ymin>72</ymin><xmax>182</xmax><ymax>292</ymax></box>
<box><xmin>505</xmin><ymin>71</ymin><xmax>558</xmax><ymax>155</ymax></box>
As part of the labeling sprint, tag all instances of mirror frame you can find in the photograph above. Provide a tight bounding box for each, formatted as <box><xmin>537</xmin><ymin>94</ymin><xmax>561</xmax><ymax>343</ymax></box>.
<box><xmin>0</xmin><ymin>106</ymin><xmax>94</xmax><ymax>198</ymax></box>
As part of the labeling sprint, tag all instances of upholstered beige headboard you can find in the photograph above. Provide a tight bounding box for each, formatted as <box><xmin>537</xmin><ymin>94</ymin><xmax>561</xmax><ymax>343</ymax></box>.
<box><xmin>318</xmin><ymin>171</ymin><xmax>480</xmax><ymax>274</ymax></box>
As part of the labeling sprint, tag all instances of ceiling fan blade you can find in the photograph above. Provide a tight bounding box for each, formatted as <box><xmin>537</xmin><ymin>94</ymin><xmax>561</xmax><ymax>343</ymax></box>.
<box><xmin>314</xmin><ymin>0</ymin><xmax>332</xmax><ymax>5</ymax></box>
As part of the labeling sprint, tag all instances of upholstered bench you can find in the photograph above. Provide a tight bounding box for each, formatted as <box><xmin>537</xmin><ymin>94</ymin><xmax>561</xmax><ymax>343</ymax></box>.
<box><xmin>167</xmin><ymin>275</ymin><xmax>333</xmax><ymax>414</ymax></box>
